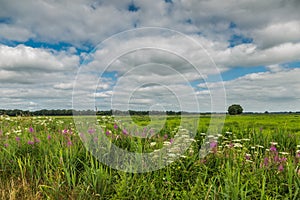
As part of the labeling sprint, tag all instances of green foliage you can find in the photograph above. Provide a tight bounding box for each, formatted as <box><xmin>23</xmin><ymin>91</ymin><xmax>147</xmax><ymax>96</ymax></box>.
<box><xmin>228</xmin><ymin>104</ymin><xmax>243</xmax><ymax>115</ymax></box>
<box><xmin>0</xmin><ymin>114</ymin><xmax>300</xmax><ymax>199</ymax></box>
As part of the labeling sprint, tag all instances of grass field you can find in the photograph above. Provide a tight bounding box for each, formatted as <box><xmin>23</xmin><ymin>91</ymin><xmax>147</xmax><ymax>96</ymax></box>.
<box><xmin>1</xmin><ymin>114</ymin><xmax>300</xmax><ymax>199</ymax></box>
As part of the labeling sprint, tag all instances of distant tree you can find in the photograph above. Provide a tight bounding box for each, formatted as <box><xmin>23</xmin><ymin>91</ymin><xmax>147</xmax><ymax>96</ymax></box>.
<box><xmin>228</xmin><ymin>104</ymin><xmax>243</xmax><ymax>115</ymax></box>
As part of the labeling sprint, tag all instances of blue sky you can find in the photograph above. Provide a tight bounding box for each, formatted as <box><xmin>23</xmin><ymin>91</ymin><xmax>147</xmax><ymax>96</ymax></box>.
<box><xmin>1</xmin><ymin>0</ymin><xmax>300</xmax><ymax>112</ymax></box>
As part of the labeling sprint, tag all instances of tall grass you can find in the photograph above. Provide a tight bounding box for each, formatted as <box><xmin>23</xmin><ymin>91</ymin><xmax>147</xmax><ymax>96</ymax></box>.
<box><xmin>0</xmin><ymin>114</ymin><xmax>299</xmax><ymax>199</ymax></box>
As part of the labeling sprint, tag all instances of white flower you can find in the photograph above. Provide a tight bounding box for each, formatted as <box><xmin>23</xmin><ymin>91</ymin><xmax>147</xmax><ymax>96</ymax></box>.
<box><xmin>279</xmin><ymin>152</ymin><xmax>289</xmax><ymax>155</ymax></box>
<box><xmin>270</xmin><ymin>142</ymin><xmax>278</xmax><ymax>146</ymax></box>
<box><xmin>150</xmin><ymin>142</ymin><xmax>156</xmax><ymax>147</ymax></box>
<box><xmin>233</xmin><ymin>143</ymin><xmax>243</xmax><ymax>148</ymax></box>
<box><xmin>241</xmin><ymin>138</ymin><xmax>250</xmax><ymax>142</ymax></box>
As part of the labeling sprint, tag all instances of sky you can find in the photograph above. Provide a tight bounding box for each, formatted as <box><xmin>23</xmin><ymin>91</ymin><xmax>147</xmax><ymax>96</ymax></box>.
<box><xmin>1</xmin><ymin>0</ymin><xmax>300</xmax><ymax>112</ymax></box>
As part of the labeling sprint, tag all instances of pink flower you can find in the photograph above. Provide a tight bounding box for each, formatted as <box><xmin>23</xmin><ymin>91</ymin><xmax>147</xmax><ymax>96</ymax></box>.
<box><xmin>270</xmin><ymin>145</ymin><xmax>277</xmax><ymax>152</ymax></box>
<box><xmin>4</xmin><ymin>143</ymin><xmax>8</xmax><ymax>148</ymax></box>
<box><xmin>122</xmin><ymin>129</ymin><xmax>128</xmax><ymax>135</ymax></box>
<box><xmin>15</xmin><ymin>137</ymin><xmax>21</xmax><ymax>142</ymax></box>
<box><xmin>105</xmin><ymin>130</ymin><xmax>110</xmax><ymax>136</ymax></box>
<box><xmin>210</xmin><ymin>141</ymin><xmax>218</xmax><ymax>149</ymax></box>
<box><xmin>47</xmin><ymin>135</ymin><xmax>51</xmax><ymax>140</ymax></box>
<box><xmin>67</xmin><ymin>140</ymin><xmax>72</xmax><ymax>146</ymax></box>
<box><xmin>29</xmin><ymin>127</ymin><xmax>34</xmax><ymax>133</ymax></box>
<box><xmin>28</xmin><ymin>140</ymin><xmax>34</xmax><ymax>145</ymax></box>
<box><xmin>274</xmin><ymin>154</ymin><xmax>280</xmax><ymax>162</ymax></box>
<box><xmin>113</xmin><ymin>124</ymin><xmax>118</xmax><ymax>129</ymax></box>
<box><xmin>34</xmin><ymin>137</ymin><xmax>40</xmax><ymax>143</ymax></box>
<box><xmin>278</xmin><ymin>164</ymin><xmax>284</xmax><ymax>172</ymax></box>
<box><xmin>88</xmin><ymin>128</ymin><xmax>95</xmax><ymax>134</ymax></box>
<box><xmin>280</xmin><ymin>157</ymin><xmax>287</xmax><ymax>162</ymax></box>
<box><xmin>164</xmin><ymin>134</ymin><xmax>168</xmax><ymax>140</ymax></box>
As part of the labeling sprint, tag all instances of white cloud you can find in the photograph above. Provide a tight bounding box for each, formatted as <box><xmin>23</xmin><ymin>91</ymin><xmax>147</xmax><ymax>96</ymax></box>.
<box><xmin>0</xmin><ymin>0</ymin><xmax>300</xmax><ymax>111</ymax></box>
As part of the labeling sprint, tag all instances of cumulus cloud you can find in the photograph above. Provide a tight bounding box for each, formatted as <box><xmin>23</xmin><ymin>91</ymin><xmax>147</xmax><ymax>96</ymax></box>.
<box><xmin>0</xmin><ymin>0</ymin><xmax>300</xmax><ymax>111</ymax></box>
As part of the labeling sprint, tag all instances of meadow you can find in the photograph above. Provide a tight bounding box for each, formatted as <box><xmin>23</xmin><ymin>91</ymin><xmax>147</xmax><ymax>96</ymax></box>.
<box><xmin>0</xmin><ymin>114</ymin><xmax>300</xmax><ymax>199</ymax></box>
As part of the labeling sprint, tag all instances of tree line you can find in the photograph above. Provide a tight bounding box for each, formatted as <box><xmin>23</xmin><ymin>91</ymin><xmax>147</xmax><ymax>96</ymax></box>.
<box><xmin>0</xmin><ymin>109</ymin><xmax>183</xmax><ymax>116</ymax></box>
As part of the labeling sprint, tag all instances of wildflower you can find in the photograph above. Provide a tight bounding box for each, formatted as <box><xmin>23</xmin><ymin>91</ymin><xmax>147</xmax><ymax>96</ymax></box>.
<box><xmin>163</xmin><ymin>134</ymin><xmax>168</xmax><ymax>139</ymax></box>
<box><xmin>274</xmin><ymin>155</ymin><xmax>280</xmax><ymax>162</ymax></box>
<box><xmin>245</xmin><ymin>153</ymin><xmax>251</xmax><ymax>160</ymax></box>
<box><xmin>88</xmin><ymin>128</ymin><xmax>95</xmax><ymax>134</ymax></box>
<box><xmin>279</xmin><ymin>152</ymin><xmax>289</xmax><ymax>155</ymax></box>
<box><xmin>105</xmin><ymin>130</ymin><xmax>111</xmax><ymax>136</ymax></box>
<box><xmin>4</xmin><ymin>143</ymin><xmax>8</xmax><ymax>148</ymax></box>
<box><xmin>278</xmin><ymin>164</ymin><xmax>284</xmax><ymax>172</ymax></box>
<box><xmin>233</xmin><ymin>143</ymin><xmax>243</xmax><ymax>148</ymax></box>
<box><xmin>15</xmin><ymin>137</ymin><xmax>21</xmax><ymax>142</ymax></box>
<box><xmin>28</xmin><ymin>140</ymin><xmax>34</xmax><ymax>145</ymax></box>
<box><xmin>94</xmin><ymin>137</ymin><xmax>98</xmax><ymax>142</ymax></box>
<box><xmin>297</xmin><ymin>145</ymin><xmax>300</xmax><ymax>148</ymax></box>
<box><xmin>67</xmin><ymin>140</ymin><xmax>72</xmax><ymax>146</ymax></box>
<box><xmin>263</xmin><ymin>157</ymin><xmax>269</xmax><ymax>166</ymax></box>
<box><xmin>270</xmin><ymin>145</ymin><xmax>277</xmax><ymax>152</ymax></box>
<box><xmin>200</xmin><ymin>132</ymin><xmax>206</xmax><ymax>136</ymax></box>
<box><xmin>280</xmin><ymin>157</ymin><xmax>287</xmax><ymax>162</ymax></box>
<box><xmin>47</xmin><ymin>135</ymin><xmax>51</xmax><ymax>140</ymax></box>
<box><xmin>210</xmin><ymin>141</ymin><xmax>218</xmax><ymax>149</ymax></box>
<box><xmin>270</xmin><ymin>142</ymin><xmax>278</xmax><ymax>146</ymax></box>
<box><xmin>34</xmin><ymin>137</ymin><xmax>40</xmax><ymax>143</ymax></box>
<box><xmin>170</xmin><ymin>138</ymin><xmax>174</xmax><ymax>144</ymax></box>
<box><xmin>163</xmin><ymin>141</ymin><xmax>171</xmax><ymax>146</ymax></box>
<box><xmin>113</xmin><ymin>123</ymin><xmax>118</xmax><ymax>129</ymax></box>
<box><xmin>29</xmin><ymin>127</ymin><xmax>34</xmax><ymax>133</ymax></box>
<box><xmin>296</xmin><ymin>150</ymin><xmax>300</xmax><ymax>158</ymax></box>
<box><xmin>122</xmin><ymin>129</ymin><xmax>128</xmax><ymax>135</ymax></box>
<box><xmin>150</xmin><ymin>142</ymin><xmax>156</xmax><ymax>147</ymax></box>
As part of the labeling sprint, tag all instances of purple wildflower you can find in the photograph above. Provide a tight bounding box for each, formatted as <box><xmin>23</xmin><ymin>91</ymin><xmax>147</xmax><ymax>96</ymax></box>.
<box><xmin>29</xmin><ymin>127</ymin><xmax>34</xmax><ymax>133</ymax></box>
<box><xmin>88</xmin><ymin>128</ymin><xmax>95</xmax><ymax>134</ymax></box>
<box><xmin>122</xmin><ymin>129</ymin><xmax>128</xmax><ymax>135</ymax></box>
<box><xmin>280</xmin><ymin>157</ymin><xmax>287</xmax><ymax>162</ymax></box>
<box><xmin>278</xmin><ymin>164</ymin><xmax>284</xmax><ymax>172</ymax></box>
<box><xmin>113</xmin><ymin>124</ymin><xmax>118</xmax><ymax>129</ymax></box>
<box><xmin>34</xmin><ymin>137</ymin><xmax>40</xmax><ymax>143</ymax></box>
<box><xmin>210</xmin><ymin>141</ymin><xmax>218</xmax><ymax>149</ymax></box>
<box><xmin>67</xmin><ymin>140</ymin><xmax>72</xmax><ymax>146</ymax></box>
<box><xmin>270</xmin><ymin>145</ymin><xmax>277</xmax><ymax>152</ymax></box>
<box><xmin>4</xmin><ymin>143</ymin><xmax>8</xmax><ymax>148</ymax></box>
<box><xmin>105</xmin><ymin>130</ymin><xmax>110</xmax><ymax>136</ymax></box>
<box><xmin>15</xmin><ymin>137</ymin><xmax>21</xmax><ymax>142</ymax></box>
<box><xmin>28</xmin><ymin>140</ymin><xmax>34</xmax><ymax>145</ymax></box>
<box><xmin>274</xmin><ymin>154</ymin><xmax>280</xmax><ymax>162</ymax></box>
<box><xmin>47</xmin><ymin>135</ymin><xmax>51</xmax><ymax>140</ymax></box>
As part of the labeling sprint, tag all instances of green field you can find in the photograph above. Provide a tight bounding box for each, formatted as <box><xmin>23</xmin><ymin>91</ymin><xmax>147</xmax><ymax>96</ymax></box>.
<box><xmin>1</xmin><ymin>114</ymin><xmax>300</xmax><ymax>199</ymax></box>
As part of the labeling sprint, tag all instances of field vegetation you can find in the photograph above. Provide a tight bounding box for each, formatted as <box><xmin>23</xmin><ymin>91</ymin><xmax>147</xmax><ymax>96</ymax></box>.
<box><xmin>0</xmin><ymin>114</ymin><xmax>300</xmax><ymax>199</ymax></box>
